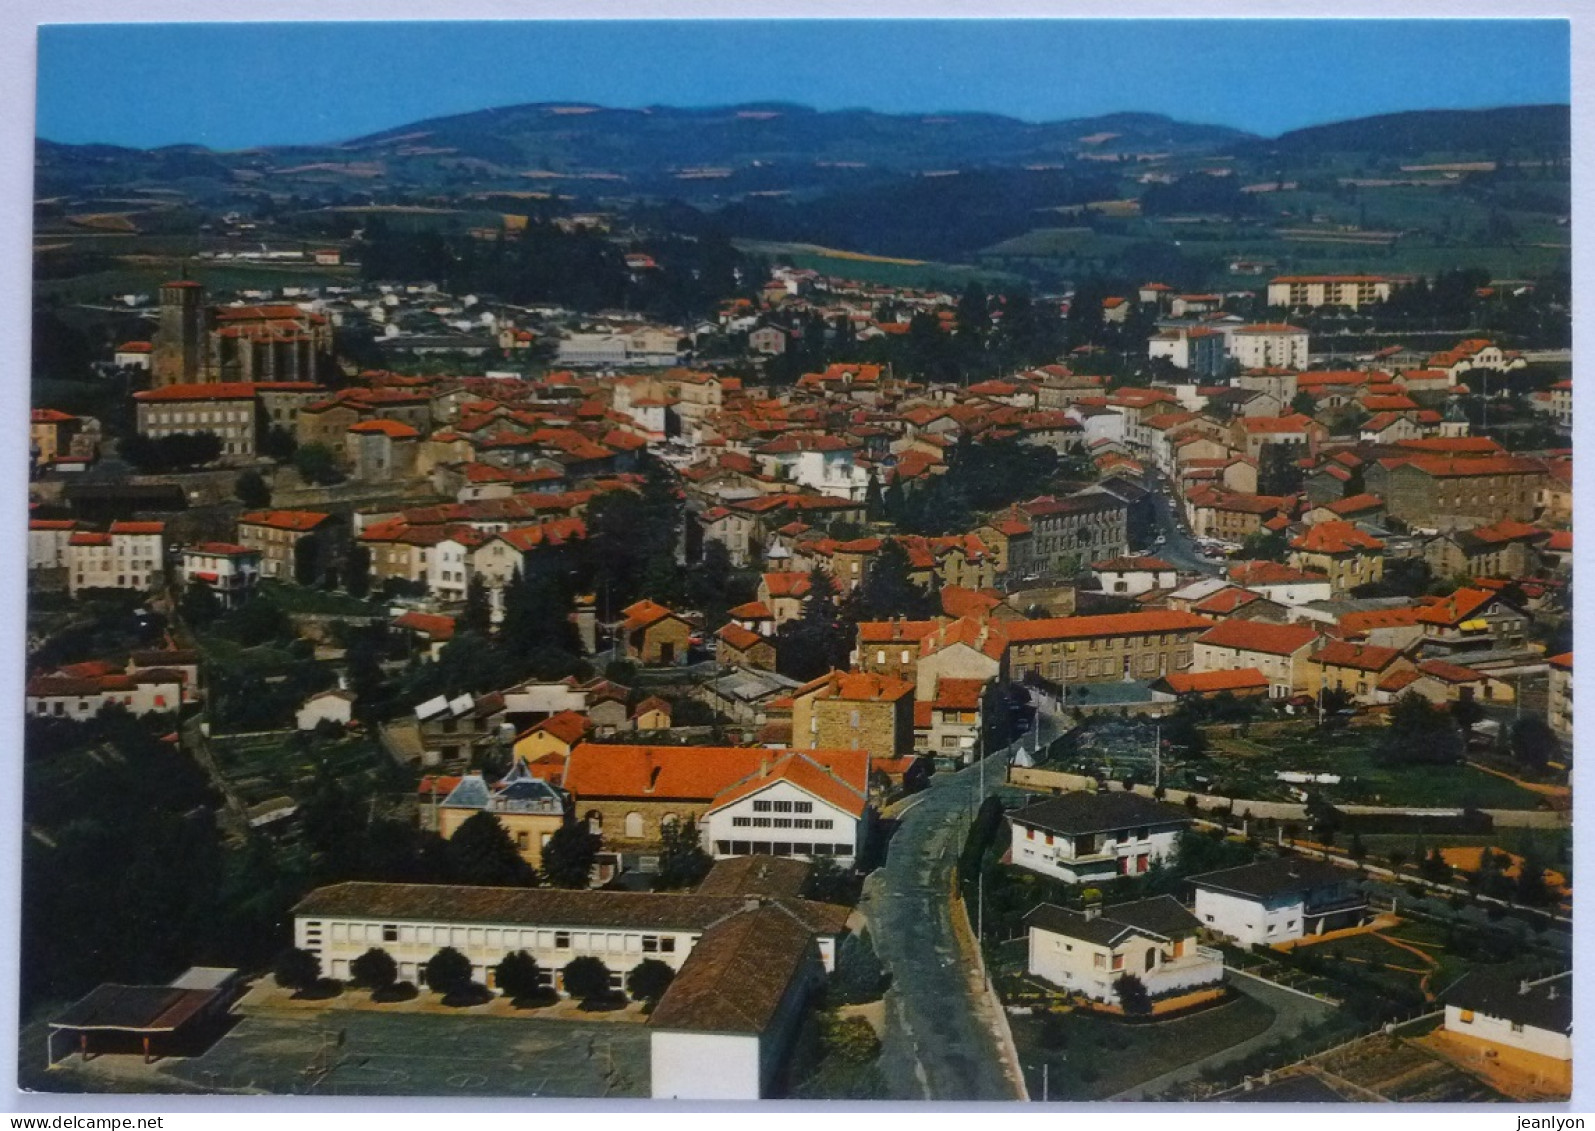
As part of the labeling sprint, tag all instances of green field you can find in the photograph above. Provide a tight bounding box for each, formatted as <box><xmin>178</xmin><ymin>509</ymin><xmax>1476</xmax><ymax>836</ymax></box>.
<box><xmin>1199</xmin><ymin>723</ymin><xmax>1547</xmax><ymax>810</ymax></box>
<box><xmin>734</xmin><ymin>239</ymin><xmax>1024</xmax><ymax>291</ymax></box>
<box><xmin>34</xmin><ymin>258</ymin><xmax>359</xmax><ymax>304</ymax></box>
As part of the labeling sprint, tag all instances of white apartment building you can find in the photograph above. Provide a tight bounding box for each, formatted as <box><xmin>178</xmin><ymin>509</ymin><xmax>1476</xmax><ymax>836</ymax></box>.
<box><xmin>1228</xmin><ymin>323</ymin><xmax>1309</xmax><ymax>371</ymax></box>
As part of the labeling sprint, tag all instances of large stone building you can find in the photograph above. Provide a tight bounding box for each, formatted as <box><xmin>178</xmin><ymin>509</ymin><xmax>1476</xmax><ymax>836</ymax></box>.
<box><xmin>1016</xmin><ymin>493</ymin><xmax>1129</xmax><ymax>579</ymax></box>
<box><xmin>1003</xmin><ymin>610</ymin><xmax>1213</xmax><ymax>686</ymax></box>
<box><xmin>790</xmin><ymin>669</ymin><xmax>915</xmax><ymax>764</ymax></box>
<box><xmin>152</xmin><ymin>280</ymin><xmax>333</xmax><ymax>387</ymax></box>
<box><xmin>134</xmin><ymin>382</ymin><xmax>325</xmax><ymax>461</ymax></box>
<box><xmin>1365</xmin><ymin>455</ymin><xmax>1544</xmax><ymax>532</ymax></box>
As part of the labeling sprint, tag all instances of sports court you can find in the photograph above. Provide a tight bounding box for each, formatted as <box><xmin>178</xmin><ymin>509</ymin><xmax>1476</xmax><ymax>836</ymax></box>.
<box><xmin>34</xmin><ymin>1010</ymin><xmax>650</xmax><ymax>1098</ymax></box>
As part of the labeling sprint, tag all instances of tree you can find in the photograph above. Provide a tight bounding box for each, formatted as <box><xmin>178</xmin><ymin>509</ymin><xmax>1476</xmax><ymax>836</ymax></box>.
<box><xmin>460</xmin><ymin>576</ymin><xmax>493</xmax><ymax>636</ymax></box>
<box><xmin>445</xmin><ymin>811</ymin><xmax>537</xmax><ymax>887</ymax></box>
<box><xmin>1514</xmin><ymin>848</ymin><xmax>1553</xmax><ymax>907</ymax></box>
<box><xmin>540</xmin><ymin>822</ymin><xmax>597</xmax><ymax>889</ymax></box>
<box><xmin>293</xmin><ymin>532</ymin><xmax>321</xmax><ymax>587</ymax></box>
<box><xmin>345</xmin><ymin>545</ymin><xmax>372</xmax><ymax>599</ymax></box>
<box><xmin>1450</xmin><ymin>687</ymin><xmax>1483</xmax><ymax>739</ymax></box>
<box><xmin>273</xmin><ymin>946</ymin><xmax>322</xmax><ymax>993</ymax></box>
<box><xmin>626</xmin><ymin>959</ymin><xmax>675</xmax><ymax>1006</ymax></box>
<box><xmin>561</xmin><ymin>956</ymin><xmax>614</xmax><ymax>1004</ymax></box>
<box><xmin>654</xmin><ymin>817</ymin><xmax>712</xmax><ymax>891</ymax></box>
<box><xmin>294</xmin><ymin>442</ymin><xmax>342</xmax><ymax>486</ymax></box>
<box><xmin>853</xmin><ymin>539</ymin><xmax>936</xmax><ymax>620</ymax></box>
<box><xmin>494</xmin><ymin>950</ymin><xmax>547</xmax><ymax>1003</ymax></box>
<box><xmin>260</xmin><ymin>424</ymin><xmax>298</xmax><ymax>462</ymax></box>
<box><xmin>179</xmin><ymin>579</ymin><xmax>223</xmax><ymax>626</ymax></box>
<box><xmin>1113</xmin><ymin>972</ymin><xmax>1152</xmax><ymax>1016</ymax></box>
<box><xmin>1380</xmin><ymin>693</ymin><xmax>1464</xmax><ymax>766</ymax></box>
<box><xmin>424</xmin><ymin>946</ymin><xmax>475</xmax><ymax>998</ymax></box>
<box><xmin>349</xmin><ymin>947</ymin><xmax>398</xmax><ymax>994</ymax></box>
<box><xmin>234</xmin><ymin>469</ymin><xmax>272</xmax><ymax>508</ymax></box>
<box><xmin>1510</xmin><ymin>716</ymin><xmax>1558</xmax><ymax>772</ymax></box>
<box><xmin>1420</xmin><ymin>847</ymin><xmax>1453</xmax><ymax>883</ymax></box>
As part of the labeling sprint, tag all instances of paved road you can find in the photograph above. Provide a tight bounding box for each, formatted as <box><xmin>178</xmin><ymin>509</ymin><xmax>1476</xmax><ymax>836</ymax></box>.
<box><xmin>861</xmin><ymin>752</ymin><xmax>1018</xmax><ymax>1101</ymax></box>
<box><xmin>1110</xmin><ymin>970</ymin><xmax>1339</xmax><ymax>1100</ymax></box>
<box><xmin>1145</xmin><ymin>477</ymin><xmax>1220</xmax><ymax>576</ymax></box>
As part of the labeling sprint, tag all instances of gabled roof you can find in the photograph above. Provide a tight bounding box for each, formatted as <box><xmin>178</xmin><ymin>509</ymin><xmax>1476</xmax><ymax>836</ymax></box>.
<box><xmin>707</xmin><ymin>749</ymin><xmax>870</xmax><ymax>818</ymax></box>
<box><xmin>1310</xmin><ymin>639</ymin><xmax>1407</xmax><ymax>672</ymax></box>
<box><xmin>563</xmin><ymin>742</ymin><xmax>862</xmax><ymax>804</ymax></box>
<box><xmin>1027</xmin><ymin>895</ymin><xmax>1202</xmax><ymax>948</ymax></box>
<box><xmin>1156</xmin><ymin>668</ymin><xmax>1270</xmax><ymax>695</ymax></box>
<box><xmin>1291</xmin><ymin>520</ymin><xmax>1384</xmax><ymax>555</ymax></box>
<box><xmin>1197</xmin><ymin>619</ymin><xmax>1320</xmax><ymax>656</ymax></box>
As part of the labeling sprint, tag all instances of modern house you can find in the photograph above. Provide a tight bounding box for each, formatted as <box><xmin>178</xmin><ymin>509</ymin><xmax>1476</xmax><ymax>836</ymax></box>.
<box><xmin>1440</xmin><ymin>970</ymin><xmax>1571</xmax><ymax>1095</ymax></box>
<box><xmin>1007</xmin><ymin>792</ymin><xmax>1192</xmax><ymax>884</ymax></box>
<box><xmin>1025</xmin><ymin>895</ymin><xmax>1224</xmax><ymax>1004</ymax></box>
<box><xmin>1190</xmin><ymin>857</ymin><xmax>1368</xmax><ymax>947</ymax></box>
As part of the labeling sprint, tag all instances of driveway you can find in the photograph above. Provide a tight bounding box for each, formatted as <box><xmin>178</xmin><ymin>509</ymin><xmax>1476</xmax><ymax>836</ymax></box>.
<box><xmin>860</xmin><ymin>751</ymin><xmax>1019</xmax><ymax>1101</ymax></box>
<box><xmin>1109</xmin><ymin>969</ymin><xmax>1339</xmax><ymax>1100</ymax></box>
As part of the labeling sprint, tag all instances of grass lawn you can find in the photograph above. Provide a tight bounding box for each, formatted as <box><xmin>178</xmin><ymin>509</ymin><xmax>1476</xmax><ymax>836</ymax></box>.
<box><xmin>1012</xmin><ymin>992</ymin><xmax>1275</xmax><ymax>1101</ymax></box>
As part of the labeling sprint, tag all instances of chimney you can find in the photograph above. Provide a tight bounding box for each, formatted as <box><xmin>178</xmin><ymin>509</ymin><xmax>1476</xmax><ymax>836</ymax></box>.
<box><xmin>1082</xmin><ymin>904</ymin><xmax>1100</xmax><ymax>921</ymax></box>
<box><xmin>743</xmin><ymin>896</ymin><xmax>762</xmax><ymax>912</ymax></box>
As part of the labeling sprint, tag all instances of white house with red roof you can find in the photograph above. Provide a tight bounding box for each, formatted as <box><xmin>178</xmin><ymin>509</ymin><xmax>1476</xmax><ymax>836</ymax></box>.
<box><xmin>178</xmin><ymin>542</ymin><xmax>262</xmax><ymax>609</ymax></box>
<box><xmin>702</xmin><ymin>749</ymin><xmax>872</xmax><ymax>870</ymax></box>
<box><xmin>1228</xmin><ymin>323</ymin><xmax>1309</xmax><ymax>370</ymax></box>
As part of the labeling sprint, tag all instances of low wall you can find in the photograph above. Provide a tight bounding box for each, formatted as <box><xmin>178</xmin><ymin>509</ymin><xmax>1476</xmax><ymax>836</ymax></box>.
<box><xmin>1004</xmin><ymin>767</ymin><xmax>1567</xmax><ymax>828</ymax></box>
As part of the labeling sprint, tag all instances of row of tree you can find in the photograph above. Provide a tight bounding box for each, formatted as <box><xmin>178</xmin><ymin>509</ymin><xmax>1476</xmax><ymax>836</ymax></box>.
<box><xmin>276</xmin><ymin>944</ymin><xmax>676</xmax><ymax>1008</ymax></box>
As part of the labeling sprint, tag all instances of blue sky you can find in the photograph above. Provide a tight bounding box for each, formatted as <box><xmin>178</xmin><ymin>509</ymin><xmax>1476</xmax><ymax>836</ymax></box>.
<box><xmin>37</xmin><ymin>19</ymin><xmax>1570</xmax><ymax>149</ymax></box>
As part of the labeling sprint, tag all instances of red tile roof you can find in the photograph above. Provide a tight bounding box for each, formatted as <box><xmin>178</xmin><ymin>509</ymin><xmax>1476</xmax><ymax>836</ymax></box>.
<box><xmin>1197</xmin><ymin>619</ymin><xmax>1320</xmax><ymax>656</ymax></box>
<box><xmin>1158</xmin><ymin>669</ymin><xmax>1270</xmax><ymax>695</ymax></box>
<box><xmin>1005</xmin><ymin>610</ymin><xmax>1213</xmax><ymax>642</ymax></box>
<box><xmin>1310</xmin><ymin>640</ymin><xmax>1408</xmax><ymax>672</ymax></box>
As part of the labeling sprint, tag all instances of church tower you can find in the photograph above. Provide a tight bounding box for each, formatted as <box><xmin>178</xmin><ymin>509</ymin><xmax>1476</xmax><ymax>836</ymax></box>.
<box><xmin>153</xmin><ymin>280</ymin><xmax>207</xmax><ymax>387</ymax></box>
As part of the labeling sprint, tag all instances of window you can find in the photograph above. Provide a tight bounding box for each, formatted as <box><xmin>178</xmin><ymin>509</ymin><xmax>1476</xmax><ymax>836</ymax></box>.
<box><xmin>753</xmin><ymin>799</ymin><xmax>772</xmax><ymax>813</ymax></box>
<box><xmin>554</xmin><ymin>931</ymin><xmax>571</xmax><ymax>949</ymax></box>
<box><xmin>382</xmin><ymin>925</ymin><xmax>398</xmax><ymax>943</ymax></box>
<box><xmin>732</xmin><ymin>816</ymin><xmax>751</xmax><ymax>827</ymax></box>
<box><xmin>1111</xmin><ymin>955</ymin><xmax>1125</xmax><ymax>971</ymax></box>
<box><xmin>752</xmin><ymin>817</ymin><xmax>771</xmax><ymax>828</ymax></box>
<box><xmin>772</xmin><ymin>800</ymin><xmax>794</xmax><ymax>813</ymax></box>
<box><xmin>1093</xmin><ymin>954</ymin><xmax>1106</xmax><ymax>970</ymax></box>
<box><xmin>794</xmin><ymin>801</ymin><xmax>812</xmax><ymax>814</ymax></box>
<box><xmin>624</xmin><ymin>812</ymin><xmax>644</xmax><ymax>838</ymax></box>
<box><xmin>1510</xmin><ymin>1022</ymin><xmax>1524</xmax><ymax>1034</ymax></box>
<box><xmin>814</xmin><ymin>819</ymin><xmax>833</xmax><ymax>830</ymax></box>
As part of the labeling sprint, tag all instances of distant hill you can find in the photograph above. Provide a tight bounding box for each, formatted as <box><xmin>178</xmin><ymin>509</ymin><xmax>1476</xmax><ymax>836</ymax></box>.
<box><xmin>1232</xmin><ymin>104</ymin><xmax>1570</xmax><ymax>160</ymax></box>
<box><xmin>336</xmin><ymin>102</ymin><xmax>1255</xmax><ymax>176</ymax></box>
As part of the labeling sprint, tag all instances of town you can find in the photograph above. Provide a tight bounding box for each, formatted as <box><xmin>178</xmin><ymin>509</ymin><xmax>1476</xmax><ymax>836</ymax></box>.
<box><xmin>24</xmin><ymin>74</ymin><xmax>1572</xmax><ymax>1105</ymax></box>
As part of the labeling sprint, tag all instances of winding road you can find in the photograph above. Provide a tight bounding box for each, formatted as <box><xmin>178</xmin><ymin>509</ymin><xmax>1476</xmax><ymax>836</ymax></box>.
<box><xmin>859</xmin><ymin>745</ymin><xmax>1028</xmax><ymax>1101</ymax></box>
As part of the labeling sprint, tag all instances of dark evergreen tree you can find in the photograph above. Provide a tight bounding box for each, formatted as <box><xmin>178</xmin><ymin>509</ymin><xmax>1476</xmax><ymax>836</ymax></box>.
<box><xmin>561</xmin><ymin>956</ymin><xmax>613</xmax><ymax>1003</ymax></box>
<box><xmin>541</xmin><ymin>823</ymin><xmax>598</xmax><ymax>889</ymax></box>
<box><xmin>424</xmin><ymin>946</ymin><xmax>475</xmax><ymax>998</ymax></box>
<box><xmin>654</xmin><ymin>817</ymin><xmax>712</xmax><ymax>891</ymax></box>
<box><xmin>445</xmin><ymin>811</ymin><xmax>537</xmax><ymax>887</ymax></box>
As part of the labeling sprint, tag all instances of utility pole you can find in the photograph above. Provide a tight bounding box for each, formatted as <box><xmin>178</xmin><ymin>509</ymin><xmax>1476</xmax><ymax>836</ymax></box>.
<box><xmin>1154</xmin><ymin>723</ymin><xmax>1162</xmax><ymax>791</ymax></box>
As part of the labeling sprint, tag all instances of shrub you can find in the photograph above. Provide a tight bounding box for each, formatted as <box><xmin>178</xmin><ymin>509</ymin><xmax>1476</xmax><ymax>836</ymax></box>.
<box><xmin>349</xmin><ymin>947</ymin><xmax>398</xmax><ymax>994</ymax></box>
<box><xmin>626</xmin><ymin>959</ymin><xmax>675</xmax><ymax>1006</ymax></box>
<box><xmin>495</xmin><ymin>950</ymin><xmax>548</xmax><ymax>1003</ymax></box>
<box><xmin>562</xmin><ymin>955</ymin><xmax>614</xmax><ymax>1004</ymax></box>
<box><xmin>424</xmin><ymin>946</ymin><xmax>475</xmax><ymax>998</ymax></box>
<box><xmin>273</xmin><ymin>946</ymin><xmax>321</xmax><ymax>994</ymax></box>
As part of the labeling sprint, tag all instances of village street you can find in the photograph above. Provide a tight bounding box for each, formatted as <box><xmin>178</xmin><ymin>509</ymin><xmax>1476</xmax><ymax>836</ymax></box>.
<box><xmin>860</xmin><ymin>749</ymin><xmax>1022</xmax><ymax>1101</ymax></box>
